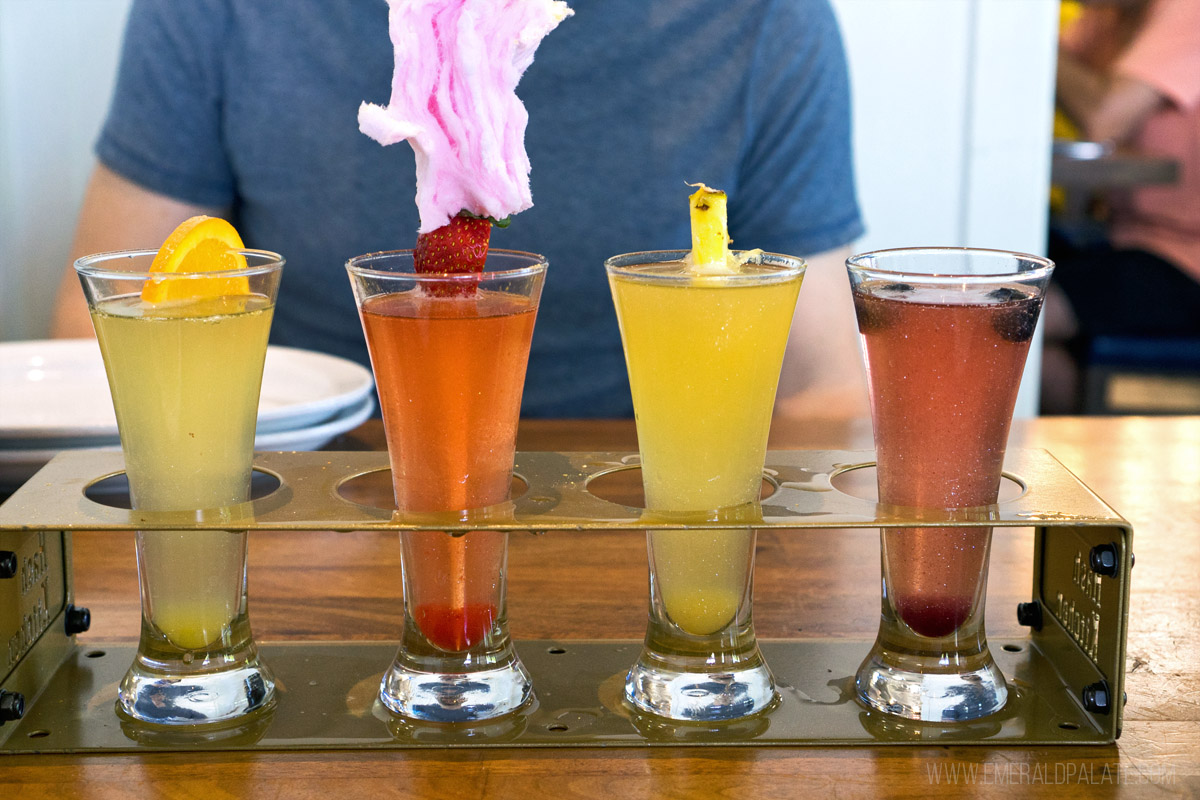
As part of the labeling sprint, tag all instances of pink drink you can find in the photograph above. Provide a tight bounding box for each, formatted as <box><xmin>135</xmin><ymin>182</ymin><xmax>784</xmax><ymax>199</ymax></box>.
<box><xmin>347</xmin><ymin>250</ymin><xmax>545</xmax><ymax>722</ymax></box>
<box><xmin>360</xmin><ymin>290</ymin><xmax>537</xmax><ymax>653</ymax></box>
<box><xmin>854</xmin><ymin>281</ymin><xmax>1042</xmax><ymax>637</ymax></box>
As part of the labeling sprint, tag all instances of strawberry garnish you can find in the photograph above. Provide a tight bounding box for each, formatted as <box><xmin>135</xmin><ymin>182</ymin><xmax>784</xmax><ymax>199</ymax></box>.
<box><xmin>413</xmin><ymin>213</ymin><xmax>492</xmax><ymax>298</ymax></box>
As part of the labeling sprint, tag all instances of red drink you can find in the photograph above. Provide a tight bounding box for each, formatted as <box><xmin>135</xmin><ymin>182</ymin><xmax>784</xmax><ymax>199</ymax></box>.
<box><xmin>361</xmin><ymin>290</ymin><xmax>538</xmax><ymax>651</ymax></box>
<box><xmin>854</xmin><ymin>282</ymin><xmax>1042</xmax><ymax>637</ymax></box>
<box><xmin>849</xmin><ymin>248</ymin><xmax>1051</xmax><ymax>722</ymax></box>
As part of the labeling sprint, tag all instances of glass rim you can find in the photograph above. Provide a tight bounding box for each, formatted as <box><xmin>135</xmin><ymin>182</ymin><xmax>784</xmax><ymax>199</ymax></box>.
<box><xmin>604</xmin><ymin>249</ymin><xmax>806</xmax><ymax>284</ymax></box>
<box><xmin>345</xmin><ymin>248</ymin><xmax>548</xmax><ymax>282</ymax></box>
<box><xmin>74</xmin><ymin>248</ymin><xmax>284</xmax><ymax>280</ymax></box>
<box><xmin>845</xmin><ymin>246</ymin><xmax>1054</xmax><ymax>282</ymax></box>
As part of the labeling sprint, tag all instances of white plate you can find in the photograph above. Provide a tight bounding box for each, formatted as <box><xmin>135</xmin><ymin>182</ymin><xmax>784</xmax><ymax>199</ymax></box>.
<box><xmin>0</xmin><ymin>339</ymin><xmax>111</xmax><ymax>437</ymax></box>
<box><xmin>0</xmin><ymin>340</ymin><xmax>373</xmax><ymax>441</ymax></box>
<box><xmin>257</xmin><ymin>346</ymin><xmax>374</xmax><ymax>434</ymax></box>
<box><xmin>254</xmin><ymin>394</ymin><xmax>375</xmax><ymax>451</ymax></box>
<box><xmin>0</xmin><ymin>395</ymin><xmax>375</xmax><ymax>491</ymax></box>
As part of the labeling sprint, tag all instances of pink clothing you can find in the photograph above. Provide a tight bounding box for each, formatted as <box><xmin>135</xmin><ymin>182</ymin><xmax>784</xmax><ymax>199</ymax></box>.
<box><xmin>1061</xmin><ymin>0</ymin><xmax>1200</xmax><ymax>283</ymax></box>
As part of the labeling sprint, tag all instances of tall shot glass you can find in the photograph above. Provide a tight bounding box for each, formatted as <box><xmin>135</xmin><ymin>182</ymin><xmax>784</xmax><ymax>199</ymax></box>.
<box><xmin>607</xmin><ymin>250</ymin><xmax>805</xmax><ymax>720</ymax></box>
<box><xmin>75</xmin><ymin>249</ymin><xmax>283</xmax><ymax>725</ymax></box>
<box><xmin>346</xmin><ymin>250</ymin><xmax>546</xmax><ymax>722</ymax></box>
<box><xmin>847</xmin><ymin>247</ymin><xmax>1053</xmax><ymax>722</ymax></box>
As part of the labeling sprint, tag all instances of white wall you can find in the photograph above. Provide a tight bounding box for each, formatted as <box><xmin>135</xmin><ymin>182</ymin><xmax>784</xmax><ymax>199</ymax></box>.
<box><xmin>0</xmin><ymin>0</ymin><xmax>132</xmax><ymax>341</ymax></box>
<box><xmin>831</xmin><ymin>0</ymin><xmax>1059</xmax><ymax>416</ymax></box>
<box><xmin>0</xmin><ymin>0</ymin><xmax>1058</xmax><ymax>412</ymax></box>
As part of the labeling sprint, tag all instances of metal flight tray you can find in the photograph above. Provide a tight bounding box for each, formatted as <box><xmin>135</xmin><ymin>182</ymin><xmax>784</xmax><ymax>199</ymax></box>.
<box><xmin>0</xmin><ymin>449</ymin><xmax>1131</xmax><ymax>751</ymax></box>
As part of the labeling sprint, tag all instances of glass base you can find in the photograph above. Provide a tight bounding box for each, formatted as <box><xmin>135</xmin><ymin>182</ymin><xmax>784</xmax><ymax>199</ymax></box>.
<box><xmin>380</xmin><ymin>658</ymin><xmax>533</xmax><ymax>723</ymax></box>
<box><xmin>624</xmin><ymin>649</ymin><xmax>776</xmax><ymax>721</ymax></box>
<box><xmin>855</xmin><ymin>647</ymin><xmax>1007</xmax><ymax>723</ymax></box>
<box><xmin>117</xmin><ymin>656</ymin><xmax>275</xmax><ymax>726</ymax></box>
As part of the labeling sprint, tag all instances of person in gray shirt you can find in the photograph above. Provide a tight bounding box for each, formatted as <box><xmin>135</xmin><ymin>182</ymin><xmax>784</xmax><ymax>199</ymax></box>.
<box><xmin>53</xmin><ymin>0</ymin><xmax>868</xmax><ymax>419</ymax></box>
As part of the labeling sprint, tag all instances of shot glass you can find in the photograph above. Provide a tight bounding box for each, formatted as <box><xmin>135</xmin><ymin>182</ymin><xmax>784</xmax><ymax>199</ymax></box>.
<box><xmin>346</xmin><ymin>250</ymin><xmax>546</xmax><ymax>722</ymax></box>
<box><xmin>607</xmin><ymin>249</ymin><xmax>805</xmax><ymax>720</ymax></box>
<box><xmin>847</xmin><ymin>247</ymin><xmax>1053</xmax><ymax>722</ymax></box>
<box><xmin>75</xmin><ymin>249</ymin><xmax>283</xmax><ymax>725</ymax></box>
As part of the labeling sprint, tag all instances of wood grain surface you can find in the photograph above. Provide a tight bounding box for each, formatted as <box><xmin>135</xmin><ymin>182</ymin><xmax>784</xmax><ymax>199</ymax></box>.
<box><xmin>2</xmin><ymin>416</ymin><xmax>1197</xmax><ymax>798</ymax></box>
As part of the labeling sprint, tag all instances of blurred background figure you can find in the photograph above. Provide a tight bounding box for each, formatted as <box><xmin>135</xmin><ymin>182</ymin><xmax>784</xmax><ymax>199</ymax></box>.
<box><xmin>1042</xmin><ymin>0</ymin><xmax>1200</xmax><ymax>414</ymax></box>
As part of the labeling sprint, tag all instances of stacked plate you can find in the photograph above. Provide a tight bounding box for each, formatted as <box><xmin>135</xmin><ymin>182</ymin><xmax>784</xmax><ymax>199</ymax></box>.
<box><xmin>0</xmin><ymin>339</ymin><xmax>374</xmax><ymax>491</ymax></box>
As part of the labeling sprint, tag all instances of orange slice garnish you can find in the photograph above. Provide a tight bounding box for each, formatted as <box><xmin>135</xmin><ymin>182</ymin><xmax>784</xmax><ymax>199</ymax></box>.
<box><xmin>141</xmin><ymin>216</ymin><xmax>251</xmax><ymax>303</ymax></box>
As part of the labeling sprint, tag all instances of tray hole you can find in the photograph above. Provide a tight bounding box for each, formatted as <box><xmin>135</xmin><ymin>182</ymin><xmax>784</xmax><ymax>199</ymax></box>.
<box><xmin>1059</xmin><ymin>722</ymin><xmax>1080</xmax><ymax>731</ymax></box>
<box><xmin>336</xmin><ymin>468</ymin><xmax>528</xmax><ymax>511</ymax></box>
<box><xmin>84</xmin><ymin>469</ymin><xmax>281</xmax><ymax>509</ymax></box>
<box><xmin>585</xmin><ymin>465</ymin><xmax>775</xmax><ymax>509</ymax></box>
<box><xmin>27</xmin><ymin>729</ymin><xmax>50</xmax><ymax>739</ymax></box>
<box><xmin>547</xmin><ymin>647</ymin><xmax>567</xmax><ymax>655</ymax></box>
<box><xmin>1002</xmin><ymin>644</ymin><xmax>1023</xmax><ymax>653</ymax></box>
<box><xmin>85</xmin><ymin>650</ymin><xmax>106</xmax><ymax>658</ymax></box>
<box><xmin>829</xmin><ymin>464</ymin><xmax>1027</xmax><ymax>504</ymax></box>
<box><xmin>547</xmin><ymin>724</ymin><xmax>569</xmax><ymax>732</ymax></box>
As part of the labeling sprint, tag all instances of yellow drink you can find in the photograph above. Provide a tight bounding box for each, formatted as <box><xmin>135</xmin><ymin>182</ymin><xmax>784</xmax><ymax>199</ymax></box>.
<box><xmin>91</xmin><ymin>294</ymin><xmax>274</xmax><ymax>650</ymax></box>
<box><xmin>609</xmin><ymin>261</ymin><xmax>802</xmax><ymax>635</ymax></box>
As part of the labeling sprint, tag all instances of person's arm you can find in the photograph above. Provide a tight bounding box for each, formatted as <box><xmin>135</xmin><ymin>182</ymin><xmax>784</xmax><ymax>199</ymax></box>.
<box><xmin>728</xmin><ymin>3</ymin><xmax>865</xmax><ymax>421</ymax></box>
<box><xmin>1056</xmin><ymin>49</ymin><xmax>1167</xmax><ymax>146</ymax></box>
<box><xmin>774</xmin><ymin>245</ymin><xmax>870</xmax><ymax>421</ymax></box>
<box><xmin>51</xmin><ymin>163</ymin><xmax>223</xmax><ymax>338</ymax></box>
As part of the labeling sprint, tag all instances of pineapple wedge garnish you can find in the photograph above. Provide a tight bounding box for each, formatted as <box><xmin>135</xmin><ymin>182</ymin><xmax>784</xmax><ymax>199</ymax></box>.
<box><xmin>689</xmin><ymin>183</ymin><xmax>730</xmax><ymax>266</ymax></box>
<box><xmin>686</xmin><ymin>183</ymin><xmax>748</xmax><ymax>275</ymax></box>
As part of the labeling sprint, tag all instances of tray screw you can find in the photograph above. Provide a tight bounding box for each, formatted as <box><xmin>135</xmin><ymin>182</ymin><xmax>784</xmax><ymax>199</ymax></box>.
<box><xmin>0</xmin><ymin>691</ymin><xmax>25</xmax><ymax>724</ymax></box>
<box><xmin>1016</xmin><ymin>600</ymin><xmax>1043</xmax><ymax>630</ymax></box>
<box><xmin>1082</xmin><ymin>680</ymin><xmax>1112</xmax><ymax>714</ymax></box>
<box><xmin>0</xmin><ymin>551</ymin><xmax>17</xmax><ymax>579</ymax></box>
<box><xmin>1089</xmin><ymin>543</ymin><xmax>1121</xmax><ymax>578</ymax></box>
<box><xmin>65</xmin><ymin>605</ymin><xmax>91</xmax><ymax>635</ymax></box>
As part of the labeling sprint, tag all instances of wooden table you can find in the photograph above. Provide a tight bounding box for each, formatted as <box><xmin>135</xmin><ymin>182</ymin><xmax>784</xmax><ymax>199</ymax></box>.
<box><xmin>3</xmin><ymin>416</ymin><xmax>1198</xmax><ymax>797</ymax></box>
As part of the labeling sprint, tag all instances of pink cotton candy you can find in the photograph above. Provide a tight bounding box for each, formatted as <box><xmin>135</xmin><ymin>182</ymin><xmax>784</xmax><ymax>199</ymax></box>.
<box><xmin>359</xmin><ymin>0</ymin><xmax>572</xmax><ymax>233</ymax></box>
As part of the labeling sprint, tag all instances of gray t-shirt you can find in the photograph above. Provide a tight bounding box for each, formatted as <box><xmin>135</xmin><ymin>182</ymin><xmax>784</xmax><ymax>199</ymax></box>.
<box><xmin>97</xmin><ymin>0</ymin><xmax>863</xmax><ymax>417</ymax></box>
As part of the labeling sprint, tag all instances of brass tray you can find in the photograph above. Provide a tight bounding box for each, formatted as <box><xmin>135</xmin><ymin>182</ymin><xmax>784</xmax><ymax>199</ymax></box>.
<box><xmin>0</xmin><ymin>450</ymin><xmax>1132</xmax><ymax>750</ymax></box>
